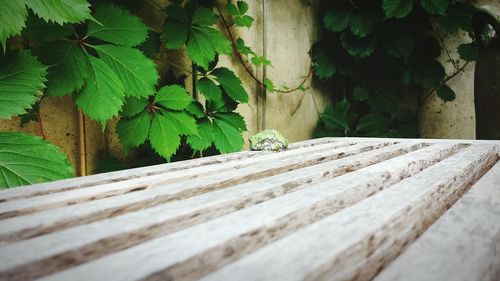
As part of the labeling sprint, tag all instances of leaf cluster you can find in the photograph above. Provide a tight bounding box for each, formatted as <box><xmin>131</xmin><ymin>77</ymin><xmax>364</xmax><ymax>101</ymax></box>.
<box><xmin>313</xmin><ymin>0</ymin><xmax>481</xmax><ymax>138</ymax></box>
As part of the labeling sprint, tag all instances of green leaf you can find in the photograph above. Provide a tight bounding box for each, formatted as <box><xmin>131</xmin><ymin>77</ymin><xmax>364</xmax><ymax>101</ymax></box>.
<box><xmin>192</xmin><ymin>8</ymin><xmax>217</xmax><ymax>26</ymax></box>
<box><xmin>324</xmin><ymin>9</ymin><xmax>352</xmax><ymax>32</ymax></box>
<box><xmin>226</xmin><ymin>3</ymin><xmax>239</xmax><ymax>16</ymax></box>
<box><xmin>93</xmin><ymin>44</ymin><xmax>159</xmax><ymax>98</ymax></box>
<box><xmin>163</xmin><ymin>110</ymin><xmax>198</xmax><ymax>135</ymax></box>
<box><xmin>251</xmin><ymin>56</ymin><xmax>271</xmax><ymax>67</ymax></box>
<box><xmin>213</xmin><ymin>118</ymin><xmax>244</xmax><ymax>153</ymax></box>
<box><xmin>457</xmin><ymin>43</ymin><xmax>478</xmax><ymax>61</ymax></box>
<box><xmin>236</xmin><ymin>38</ymin><xmax>255</xmax><ymax>56</ymax></box>
<box><xmin>87</xmin><ymin>5</ymin><xmax>149</xmax><ymax>47</ymax></box>
<box><xmin>214</xmin><ymin>112</ymin><xmax>247</xmax><ymax>132</ymax></box>
<box><xmin>121</xmin><ymin>97</ymin><xmax>148</xmax><ymax>117</ymax></box>
<box><xmin>349</xmin><ymin>13</ymin><xmax>377</xmax><ymax>37</ymax></box>
<box><xmin>155</xmin><ymin>85</ymin><xmax>192</xmax><ymax>110</ymax></box>
<box><xmin>0</xmin><ymin>51</ymin><xmax>47</xmax><ymax>119</ymax></box>
<box><xmin>340</xmin><ymin>31</ymin><xmax>374</xmax><ymax>58</ymax></box>
<box><xmin>320</xmin><ymin>100</ymin><xmax>352</xmax><ymax>132</ymax></box>
<box><xmin>312</xmin><ymin>48</ymin><xmax>335</xmax><ymax>79</ymax></box>
<box><xmin>353</xmin><ymin>86</ymin><xmax>369</xmax><ymax>101</ymax></box>
<box><xmin>237</xmin><ymin>1</ymin><xmax>249</xmax><ymax>14</ymax></box>
<box><xmin>413</xmin><ymin>60</ymin><xmax>445</xmax><ymax>89</ymax></box>
<box><xmin>76</xmin><ymin>56</ymin><xmax>125</xmax><ymax>126</ymax></box>
<box><xmin>186</xmin><ymin>101</ymin><xmax>206</xmax><ymax>118</ymax></box>
<box><xmin>25</xmin><ymin>0</ymin><xmax>91</xmax><ymax>25</ymax></box>
<box><xmin>420</xmin><ymin>0</ymin><xmax>448</xmax><ymax>15</ymax></box>
<box><xmin>264</xmin><ymin>78</ymin><xmax>275</xmax><ymax>92</ymax></box>
<box><xmin>116</xmin><ymin>111</ymin><xmax>151</xmax><ymax>150</ymax></box>
<box><xmin>162</xmin><ymin>22</ymin><xmax>189</xmax><ymax>49</ymax></box>
<box><xmin>36</xmin><ymin>41</ymin><xmax>89</xmax><ymax>97</ymax></box>
<box><xmin>187</xmin><ymin>26</ymin><xmax>231</xmax><ymax>69</ymax></box>
<box><xmin>0</xmin><ymin>132</ymin><xmax>73</xmax><ymax>188</ymax></box>
<box><xmin>187</xmin><ymin>119</ymin><xmax>213</xmax><ymax>151</ymax></box>
<box><xmin>383</xmin><ymin>0</ymin><xmax>414</xmax><ymax>18</ymax></box>
<box><xmin>139</xmin><ymin>30</ymin><xmax>161</xmax><ymax>58</ymax></box>
<box><xmin>355</xmin><ymin>113</ymin><xmax>390</xmax><ymax>135</ymax></box>
<box><xmin>234</xmin><ymin>15</ymin><xmax>254</xmax><ymax>28</ymax></box>
<box><xmin>212</xmin><ymin>67</ymin><xmax>249</xmax><ymax>103</ymax></box>
<box><xmin>381</xmin><ymin>29</ymin><xmax>414</xmax><ymax>58</ymax></box>
<box><xmin>149</xmin><ymin>113</ymin><xmax>181</xmax><ymax>161</ymax></box>
<box><xmin>22</xmin><ymin>13</ymin><xmax>75</xmax><ymax>42</ymax></box>
<box><xmin>0</xmin><ymin>0</ymin><xmax>27</xmax><ymax>50</ymax></box>
<box><xmin>436</xmin><ymin>85</ymin><xmax>456</xmax><ymax>102</ymax></box>
<box><xmin>197</xmin><ymin>77</ymin><xmax>222</xmax><ymax>101</ymax></box>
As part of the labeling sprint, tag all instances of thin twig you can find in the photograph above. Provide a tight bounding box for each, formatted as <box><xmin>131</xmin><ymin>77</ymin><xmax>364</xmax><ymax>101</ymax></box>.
<box><xmin>36</xmin><ymin>110</ymin><xmax>46</xmax><ymax>139</ymax></box>
<box><xmin>431</xmin><ymin>22</ymin><xmax>460</xmax><ymax>71</ymax></box>
<box><xmin>420</xmin><ymin>61</ymin><xmax>470</xmax><ymax>105</ymax></box>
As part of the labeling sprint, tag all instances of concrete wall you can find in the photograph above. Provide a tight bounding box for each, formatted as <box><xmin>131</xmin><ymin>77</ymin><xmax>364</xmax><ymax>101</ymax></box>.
<box><xmin>0</xmin><ymin>0</ymin><xmax>329</xmax><ymax>176</ymax></box>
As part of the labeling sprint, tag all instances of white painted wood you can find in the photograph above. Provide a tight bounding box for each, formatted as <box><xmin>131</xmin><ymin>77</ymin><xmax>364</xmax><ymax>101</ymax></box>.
<box><xmin>198</xmin><ymin>145</ymin><xmax>497</xmax><ymax>281</ymax></box>
<box><xmin>0</xmin><ymin>141</ymin><xmax>426</xmax><ymax>274</ymax></box>
<box><xmin>374</xmin><ymin>161</ymin><xmax>500</xmax><ymax>281</ymax></box>
<box><xmin>35</xmin><ymin>143</ymin><xmax>470</xmax><ymax>281</ymax></box>
<box><xmin>0</xmin><ymin>140</ymin><xmax>358</xmax><ymax>215</ymax></box>
<box><xmin>0</xmin><ymin>141</ymin><xmax>390</xmax><ymax>240</ymax></box>
<box><xmin>0</xmin><ymin>138</ymin><xmax>340</xmax><ymax>202</ymax></box>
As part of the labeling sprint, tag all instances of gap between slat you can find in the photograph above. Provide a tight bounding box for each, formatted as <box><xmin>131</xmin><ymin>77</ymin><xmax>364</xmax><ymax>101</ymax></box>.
<box><xmin>22</xmin><ymin>143</ymin><xmax>467</xmax><ymax>281</ymax></box>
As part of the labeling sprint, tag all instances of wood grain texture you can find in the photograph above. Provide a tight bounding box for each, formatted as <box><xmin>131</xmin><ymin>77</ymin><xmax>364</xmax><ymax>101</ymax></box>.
<box><xmin>34</xmin><ymin>143</ymin><xmax>466</xmax><ymax>281</ymax></box>
<box><xmin>374</xmin><ymin>161</ymin><xmax>500</xmax><ymax>281</ymax></box>
<box><xmin>0</xmin><ymin>138</ymin><xmax>498</xmax><ymax>281</ymax></box>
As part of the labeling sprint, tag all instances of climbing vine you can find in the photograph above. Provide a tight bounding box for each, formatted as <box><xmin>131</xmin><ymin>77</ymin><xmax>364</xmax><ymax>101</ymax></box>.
<box><xmin>0</xmin><ymin>0</ymin><xmax>274</xmax><ymax>188</ymax></box>
<box><xmin>313</xmin><ymin>0</ymin><xmax>480</xmax><ymax>138</ymax></box>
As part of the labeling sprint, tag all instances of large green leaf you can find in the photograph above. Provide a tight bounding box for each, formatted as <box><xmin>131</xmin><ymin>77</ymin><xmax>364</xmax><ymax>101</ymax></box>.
<box><xmin>212</xmin><ymin>118</ymin><xmax>244</xmax><ymax>153</ymax></box>
<box><xmin>312</xmin><ymin>47</ymin><xmax>335</xmax><ymax>79</ymax></box>
<box><xmin>23</xmin><ymin>13</ymin><xmax>75</xmax><ymax>42</ymax></box>
<box><xmin>121</xmin><ymin>97</ymin><xmax>148</xmax><ymax>117</ymax></box>
<box><xmin>192</xmin><ymin>8</ymin><xmax>217</xmax><ymax>26</ymax></box>
<box><xmin>87</xmin><ymin>5</ymin><xmax>148</xmax><ymax>47</ymax></box>
<box><xmin>94</xmin><ymin>44</ymin><xmax>158</xmax><ymax>98</ymax></box>
<box><xmin>149</xmin><ymin>112</ymin><xmax>181</xmax><ymax>161</ymax></box>
<box><xmin>355</xmin><ymin>113</ymin><xmax>390</xmax><ymax>136</ymax></box>
<box><xmin>36</xmin><ymin>41</ymin><xmax>89</xmax><ymax>96</ymax></box>
<box><xmin>26</xmin><ymin>0</ymin><xmax>91</xmax><ymax>25</ymax></box>
<box><xmin>76</xmin><ymin>56</ymin><xmax>125</xmax><ymax>125</ymax></box>
<box><xmin>214</xmin><ymin>112</ymin><xmax>247</xmax><ymax>132</ymax></box>
<box><xmin>340</xmin><ymin>31</ymin><xmax>374</xmax><ymax>58</ymax></box>
<box><xmin>154</xmin><ymin>85</ymin><xmax>192</xmax><ymax>110</ymax></box>
<box><xmin>383</xmin><ymin>0</ymin><xmax>414</xmax><ymax>18</ymax></box>
<box><xmin>420</xmin><ymin>0</ymin><xmax>448</xmax><ymax>15</ymax></box>
<box><xmin>0</xmin><ymin>51</ymin><xmax>47</xmax><ymax>119</ymax></box>
<box><xmin>211</xmin><ymin>67</ymin><xmax>248</xmax><ymax>103</ymax></box>
<box><xmin>197</xmin><ymin>77</ymin><xmax>222</xmax><ymax>101</ymax></box>
<box><xmin>349</xmin><ymin>13</ymin><xmax>377</xmax><ymax>38</ymax></box>
<box><xmin>187</xmin><ymin>119</ymin><xmax>213</xmax><ymax>151</ymax></box>
<box><xmin>0</xmin><ymin>0</ymin><xmax>27</xmax><ymax>50</ymax></box>
<box><xmin>324</xmin><ymin>9</ymin><xmax>352</xmax><ymax>32</ymax></box>
<box><xmin>163</xmin><ymin>110</ymin><xmax>197</xmax><ymax>135</ymax></box>
<box><xmin>187</xmin><ymin>26</ymin><xmax>231</xmax><ymax>69</ymax></box>
<box><xmin>116</xmin><ymin>111</ymin><xmax>150</xmax><ymax>150</ymax></box>
<box><xmin>161</xmin><ymin>5</ymin><xmax>189</xmax><ymax>49</ymax></box>
<box><xmin>0</xmin><ymin>132</ymin><xmax>73</xmax><ymax>188</ymax></box>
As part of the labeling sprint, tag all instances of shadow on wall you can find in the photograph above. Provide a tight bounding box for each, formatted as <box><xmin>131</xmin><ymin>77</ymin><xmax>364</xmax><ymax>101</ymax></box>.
<box><xmin>474</xmin><ymin>10</ymin><xmax>500</xmax><ymax>139</ymax></box>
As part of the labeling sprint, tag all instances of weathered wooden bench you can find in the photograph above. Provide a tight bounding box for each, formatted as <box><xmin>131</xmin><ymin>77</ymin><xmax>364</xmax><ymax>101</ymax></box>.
<box><xmin>0</xmin><ymin>137</ymin><xmax>499</xmax><ymax>281</ymax></box>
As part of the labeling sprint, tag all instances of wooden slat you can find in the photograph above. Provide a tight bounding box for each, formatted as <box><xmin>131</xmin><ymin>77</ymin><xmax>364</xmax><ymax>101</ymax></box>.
<box><xmin>0</xmin><ymin>141</ymin><xmax>391</xmax><ymax>243</ymax></box>
<box><xmin>0</xmin><ymin>142</ymin><xmax>428</xmax><ymax>278</ymax></box>
<box><xmin>195</xmin><ymin>145</ymin><xmax>497</xmax><ymax>281</ymax></box>
<box><xmin>374</xmin><ymin>161</ymin><xmax>500</xmax><ymax>281</ymax></box>
<box><xmin>31</xmin><ymin>143</ymin><xmax>469</xmax><ymax>281</ymax></box>
<box><xmin>0</xmin><ymin>141</ymin><xmax>377</xmax><ymax>219</ymax></box>
<box><xmin>0</xmin><ymin>138</ymin><xmax>339</xmax><ymax>202</ymax></box>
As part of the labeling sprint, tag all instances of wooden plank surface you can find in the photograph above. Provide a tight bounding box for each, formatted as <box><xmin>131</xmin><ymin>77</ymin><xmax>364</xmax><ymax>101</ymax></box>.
<box><xmin>0</xmin><ymin>137</ymin><xmax>498</xmax><ymax>281</ymax></box>
<box><xmin>374</xmin><ymin>161</ymin><xmax>500</xmax><ymax>281</ymax></box>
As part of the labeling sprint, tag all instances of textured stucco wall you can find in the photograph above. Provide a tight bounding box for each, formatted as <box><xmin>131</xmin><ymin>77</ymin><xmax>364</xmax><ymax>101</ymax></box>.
<box><xmin>0</xmin><ymin>0</ymin><xmax>330</xmax><ymax>175</ymax></box>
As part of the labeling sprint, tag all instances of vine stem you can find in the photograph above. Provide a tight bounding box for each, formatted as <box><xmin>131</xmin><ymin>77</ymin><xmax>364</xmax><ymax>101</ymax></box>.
<box><xmin>420</xmin><ymin>61</ymin><xmax>470</xmax><ymax>105</ymax></box>
<box><xmin>215</xmin><ymin>6</ymin><xmax>312</xmax><ymax>94</ymax></box>
<box><xmin>36</xmin><ymin>110</ymin><xmax>46</xmax><ymax>139</ymax></box>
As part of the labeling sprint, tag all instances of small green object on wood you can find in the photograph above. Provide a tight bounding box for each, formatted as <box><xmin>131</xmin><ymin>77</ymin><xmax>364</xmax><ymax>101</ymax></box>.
<box><xmin>249</xmin><ymin>130</ymin><xmax>288</xmax><ymax>151</ymax></box>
